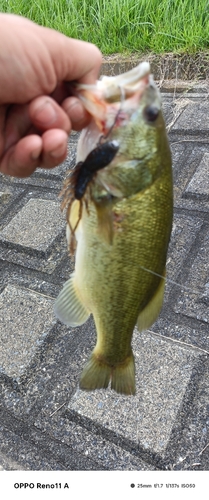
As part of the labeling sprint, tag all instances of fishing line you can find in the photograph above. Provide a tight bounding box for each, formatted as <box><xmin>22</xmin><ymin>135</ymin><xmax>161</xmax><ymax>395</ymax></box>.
<box><xmin>137</xmin><ymin>264</ymin><xmax>203</xmax><ymax>295</ymax></box>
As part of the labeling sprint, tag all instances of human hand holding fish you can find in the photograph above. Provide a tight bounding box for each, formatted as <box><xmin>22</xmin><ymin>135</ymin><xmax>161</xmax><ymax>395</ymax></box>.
<box><xmin>0</xmin><ymin>14</ymin><xmax>102</xmax><ymax>177</ymax></box>
<box><xmin>55</xmin><ymin>61</ymin><xmax>173</xmax><ymax>396</ymax></box>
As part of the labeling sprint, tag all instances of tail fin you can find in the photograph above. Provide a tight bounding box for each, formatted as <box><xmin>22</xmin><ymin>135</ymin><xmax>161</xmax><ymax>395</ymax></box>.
<box><xmin>79</xmin><ymin>351</ymin><xmax>135</xmax><ymax>396</ymax></box>
<box><xmin>111</xmin><ymin>353</ymin><xmax>135</xmax><ymax>395</ymax></box>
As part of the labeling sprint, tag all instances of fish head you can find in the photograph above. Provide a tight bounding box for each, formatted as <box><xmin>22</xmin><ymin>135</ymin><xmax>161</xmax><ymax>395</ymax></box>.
<box><xmin>74</xmin><ymin>61</ymin><xmax>165</xmax><ymax>157</ymax></box>
<box><xmin>72</xmin><ymin>61</ymin><xmax>171</xmax><ymax>202</ymax></box>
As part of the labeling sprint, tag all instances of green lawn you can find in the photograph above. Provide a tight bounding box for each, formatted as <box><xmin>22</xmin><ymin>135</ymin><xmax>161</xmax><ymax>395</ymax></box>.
<box><xmin>0</xmin><ymin>0</ymin><xmax>208</xmax><ymax>55</ymax></box>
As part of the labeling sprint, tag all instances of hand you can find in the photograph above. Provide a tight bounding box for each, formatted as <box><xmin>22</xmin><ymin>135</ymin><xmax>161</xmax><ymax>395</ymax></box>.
<box><xmin>0</xmin><ymin>14</ymin><xmax>102</xmax><ymax>177</ymax></box>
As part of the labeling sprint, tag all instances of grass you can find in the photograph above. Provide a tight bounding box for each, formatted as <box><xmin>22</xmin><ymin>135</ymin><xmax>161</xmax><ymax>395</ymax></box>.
<box><xmin>0</xmin><ymin>0</ymin><xmax>208</xmax><ymax>55</ymax></box>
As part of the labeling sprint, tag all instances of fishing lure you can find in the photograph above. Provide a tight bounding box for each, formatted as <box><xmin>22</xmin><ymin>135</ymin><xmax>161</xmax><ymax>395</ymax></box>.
<box><xmin>60</xmin><ymin>140</ymin><xmax>119</xmax><ymax>251</ymax></box>
<box><xmin>73</xmin><ymin>140</ymin><xmax>119</xmax><ymax>200</ymax></box>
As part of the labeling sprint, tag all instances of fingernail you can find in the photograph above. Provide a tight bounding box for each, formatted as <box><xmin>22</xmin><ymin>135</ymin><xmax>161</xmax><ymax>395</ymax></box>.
<box><xmin>50</xmin><ymin>144</ymin><xmax>67</xmax><ymax>158</ymax></box>
<box><xmin>66</xmin><ymin>99</ymin><xmax>85</xmax><ymax>123</ymax></box>
<box><xmin>33</xmin><ymin>101</ymin><xmax>57</xmax><ymax>126</ymax></box>
<box><xmin>31</xmin><ymin>147</ymin><xmax>42</xmax><ymax>160</ymax></box>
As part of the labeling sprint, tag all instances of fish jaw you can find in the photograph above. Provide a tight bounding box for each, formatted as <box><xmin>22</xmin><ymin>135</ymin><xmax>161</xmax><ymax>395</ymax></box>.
<box><xmin>75</xmin><ymin>61</ymin><xmax>150</xmax><ymax>104</ymax></box>
<box><xmin>74</xmin><ymin>61</ymin><xmax>152</xmax><ymax>137</ymax></box>
<box><xmin>75</xmin><ymin>63</ymin><xmax>162</xmax><ymax>166</ymax></box>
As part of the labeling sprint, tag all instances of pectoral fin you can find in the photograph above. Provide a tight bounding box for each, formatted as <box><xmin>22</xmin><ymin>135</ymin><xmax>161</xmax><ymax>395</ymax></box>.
<box><xmin>137</xmin><ymin>272</ymin><xmax>166</xmax><ymax>332</ymax></box>
<box><xmin>67</xmin><ymin>199</ymin><xmax>82</xmax><ymax>234</ymax></box>
<box><xmin>54</xmin><ymin>274</ymin><xmax>90</xmax><ymax>326</ymax></box>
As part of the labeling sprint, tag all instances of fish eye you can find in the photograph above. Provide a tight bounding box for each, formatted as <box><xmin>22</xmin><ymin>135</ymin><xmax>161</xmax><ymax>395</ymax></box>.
<box><xmin>144</xmin><ymin>105</ymin><xmax>159</xmax><ymax>122</ymax></box>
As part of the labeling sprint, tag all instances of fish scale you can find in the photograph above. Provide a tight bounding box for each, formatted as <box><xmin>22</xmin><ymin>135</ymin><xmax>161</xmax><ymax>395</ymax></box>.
<box><xmin>81</xmin><ymin>178</ymin><xmax>172</xmax><ymax>334</ymax></box>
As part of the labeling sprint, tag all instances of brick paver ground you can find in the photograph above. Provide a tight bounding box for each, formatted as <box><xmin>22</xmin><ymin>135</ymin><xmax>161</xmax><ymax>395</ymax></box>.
<box><xmin>0</xmin><ymin>78</ymin><xmax>209</xmax><ymax>471</ymax></box>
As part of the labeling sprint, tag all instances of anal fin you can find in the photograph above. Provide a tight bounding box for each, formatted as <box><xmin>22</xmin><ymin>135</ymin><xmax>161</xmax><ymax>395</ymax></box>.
<box><xmin>137</xmin><ymin>270</ymin><xmax>166</xmax><ymax>332</ymax></box>
<box><xmin>54</xmin><ymin>274</ymin><xmax>89</xmax><ymax>327</ymax></box>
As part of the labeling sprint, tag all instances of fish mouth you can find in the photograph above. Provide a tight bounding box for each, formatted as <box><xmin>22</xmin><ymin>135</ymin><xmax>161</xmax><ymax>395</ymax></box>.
<box><xmin>76</xmin><ymin>61</ymin><xmax>150</xmax><ymax>102</ymax></box>
<box><xmin>70</xmin><ymin>61</ymin><xmax>158</xmax><ymax>134</ymax></box>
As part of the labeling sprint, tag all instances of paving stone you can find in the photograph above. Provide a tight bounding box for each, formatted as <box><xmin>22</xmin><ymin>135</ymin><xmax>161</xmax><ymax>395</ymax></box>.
<box><xmin>153</xmin><ymin>301</ymin><xmax>209</xmax><ymax>349</ymax></box>
<box><xmin>0</xmin><ymin>198</ymin><xmax>64</xmax><ymax>252</ymax></box>
<box><xmin>0</xmin><ymin>270</ymin><xmax>61</xmax><ymax>301</ymax></box>
<box><xmin>34</xmin><ymin>417</ymin><xmax>157</xmax><ymax>470</ymax></box>
<box><xmin>0</xmin><ymin>424</ymin><xmax>97</xmax><ymax>471</ymax></box>
<box><xmin>172</xmin><ymin>101</ymin><xmax>209</xmax><ymax>131</ymax></box>
<box><xmin>0</xmin><ymin>317</ymin><xmax>96</xmax><ymax>417</ymax></box>
<box><xmin>171</xmin><ymin>142</ymin><xmax>209</xmax><ymax>211</ymax></box>
<box><xmin>0</xmin><ymin>185</ymin><xmax>25</xmax><ymax>224</ymax></box>
<box><xmin>0</xmin><ymin>402</ymin><xmax>104</xmax><ymax>470</ymax></box>
<box><xmin>0</xmin><ymin>195</ymin><xmax>67</xmax><ymax>273</ymax></box>
<box><xmin>0</xmin><ymin>191</ymin><xmax>8</xmax><ymax>202</ymax></box>
<box><xmin>68</xmin><ymin>329</ymin><xmax>200</xmax><ymax>457</ymax></box>
<box><xmin>0</xmin><ymin>446</ymin><xmax>28</xmax><ymax>471</ymax></box>
<box><xmin>27</xmin><ymin>428</ymin><xmax>103</xmax><ymax>470</ymax></box>
<box><xmin>185</xmin><ymin>152</ymin><xmax>209</xmax><ymax>197</ymax></box>
<box><xmin>164</xmin><ymin>358</ymin><xmax>209</xmax><ymax>470</ymax></box>
<box><xmin>174</xmin><ymin>229</ymin><xmax>209</xmax><ymax>324</ymax></box>
<box><xmin>0</xmin><ymin>231</ymin><xmax>68</xmax><ymax>275</ymax></box>
<box><xmin>161</xmin><ymin>99</ymin><xmax>174</xmax><ymax>125</ymax></box>
<box><xmin>164</xmin><ymin>213</ymin><xmax>203</xmax><ymax>298</ymax></box>
<box><xmin>0</xmin><ymin>284</ymin><xmax>55</xmax><ymax>379</ymax></box>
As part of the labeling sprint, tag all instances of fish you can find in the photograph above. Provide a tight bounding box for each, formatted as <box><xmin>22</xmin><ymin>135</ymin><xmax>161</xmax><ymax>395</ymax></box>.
<box><xmin>54</xmin><ymin>61</ymin><xmax>173</xmax><ymax>396</ymax></box>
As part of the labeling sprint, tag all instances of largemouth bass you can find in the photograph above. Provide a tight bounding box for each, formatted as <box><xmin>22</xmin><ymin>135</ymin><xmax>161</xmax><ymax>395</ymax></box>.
<box><xmin>54</xmin><ymin>62</ymin><xmax>173</xmax><ymax>395</ymax></box>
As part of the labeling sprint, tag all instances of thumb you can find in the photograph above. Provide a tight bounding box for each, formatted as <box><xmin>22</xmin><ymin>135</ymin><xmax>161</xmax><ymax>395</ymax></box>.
<box><xmin>40</xmin><ymin>27</ymin><xmax>102</xmax><ymax>85</ymax></box>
